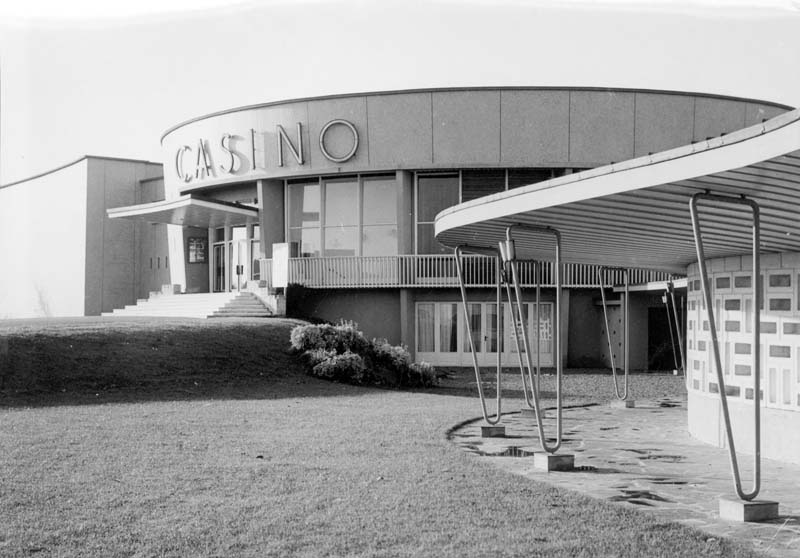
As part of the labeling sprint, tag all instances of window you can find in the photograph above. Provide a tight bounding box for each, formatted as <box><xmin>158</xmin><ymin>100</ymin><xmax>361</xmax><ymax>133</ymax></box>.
<box><xmin>288</xmin><ymin>181</ymin><xmax>321</xmax><ymax>257</ymax></box>
<box><xmin>287</xmin><ymin>175</ymin><xmax>397</xmax><ymax>257</ymax></box>
<box><xmin>324</xmin><ymin>179</ymin><xmax>358</xmax><ymax>256</ymax></box>
<box><xmin>416</xmin><ymin>174</ymin><xmax>459</xmax><ymax>254</ymax></box>
<box><xmin>461</xmin><ymin>169</ymin><xmax>505</xmax><ymax>202</ymax></box>
<box><xmin>362</xmin><ymin>176</ymin><xmax>398</xmax><ymax>256</ymax></box>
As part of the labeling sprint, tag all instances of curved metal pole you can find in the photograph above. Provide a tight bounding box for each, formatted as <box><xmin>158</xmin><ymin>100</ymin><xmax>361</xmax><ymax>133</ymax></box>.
<box><xmin>504</xmin><ymin>225</ymin><xmax>562</xmax><ymax>454</ymax></box>
<box><xmin>454</xmin><ymin>245</ymin><xmax>502</xmax><ymax>425</ymax></box>
<box><xmin>597</xmin><ymin>267</ymin><xmax>629</xmax><ymax>400</ymax></box>
<box><xmin>503</xmin><ymin>263</ymin><xmax>534</xmax><ymax>409</ymax></box>
<box><xmin>667</xmin><ymin>281</ymin><xmax>686</xmax><ymax>377</ymax></box>
<box><xmin>506</xmin><ymin>261</ymin><xmax>540</xmax><ymax>410</ymax></box>
<box><xmin>690</xmin><ymin>192</ymin><xmax>760</xmax><ymax>501</ymax></box>
<box><xmin>664</xmin><ymin>288</ymin><xmax>681</xmax><ymax>372</ymax></box>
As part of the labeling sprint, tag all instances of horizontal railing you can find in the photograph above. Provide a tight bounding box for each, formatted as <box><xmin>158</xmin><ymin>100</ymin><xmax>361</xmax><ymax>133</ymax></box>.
<box><xmin>259</xmin><ymin>255</ymin><xmax>677</xmax><ymax>289</ymax></box>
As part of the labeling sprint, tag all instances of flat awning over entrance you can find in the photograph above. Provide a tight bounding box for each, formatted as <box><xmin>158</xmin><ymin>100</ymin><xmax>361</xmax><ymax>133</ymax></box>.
<box><xmin>435</xmin><ymin>110</ymin><xmax>800</xmax><ymax>275</ymax></box>
<box><xmin>107</xmin><ymin>195</ymin><xmax>259</xmax><ymax>228</ymax></box>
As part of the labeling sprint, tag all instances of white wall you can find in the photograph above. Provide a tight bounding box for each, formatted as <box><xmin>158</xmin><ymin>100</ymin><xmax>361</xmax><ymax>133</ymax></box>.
<box><xmin>686</xmin><ymin>253</ymin><xmax>800</xmax><ymax>464</ymax></box>
<box><xmin>0</xmin><ymin>160</ymin><xmax>88</xmax><ymax>318</ymax></box>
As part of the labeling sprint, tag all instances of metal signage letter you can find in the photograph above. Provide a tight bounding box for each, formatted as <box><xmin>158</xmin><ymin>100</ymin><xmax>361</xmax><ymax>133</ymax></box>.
<box><xmin>319</xmin><ymin>119</ymin><xmax>358</xmax><ymax>164</ymax></box>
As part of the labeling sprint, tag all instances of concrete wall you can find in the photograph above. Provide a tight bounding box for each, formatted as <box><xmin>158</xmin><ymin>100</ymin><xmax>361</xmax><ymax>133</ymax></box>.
<box><xmin>135</xmin><ymin>177</ymin><xmax>171</xmax><ymax>298</ymax></box>
<box><xmin>287</xmin><ymin>287</ymin><xmax>402</xmax><ymax>343</ymax></box>
<box><xmin>686</xmin><ymin>253</ymin><xmax>800</xmax><ymax>464</ymax></box>
<box><xmin>0</xmin><ymin>159</ymin><xmax>88</xmax><ymax>318</ymax></box>
<box><xmin>162</xmin><ymin>88</ymin><xmax>788</xmax><ymax>195</ymax></box>
<box><xmin>85</xmin><ymin>158</ymin><xmax>163</xmax><ymax>314</ymax></box>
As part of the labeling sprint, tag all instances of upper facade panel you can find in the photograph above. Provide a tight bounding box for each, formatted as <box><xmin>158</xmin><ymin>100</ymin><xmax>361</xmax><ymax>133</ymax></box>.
<box><xmin>161</xmin><ymin>87</ymin><xmax>790</xmax><ymax>196</ymax></box>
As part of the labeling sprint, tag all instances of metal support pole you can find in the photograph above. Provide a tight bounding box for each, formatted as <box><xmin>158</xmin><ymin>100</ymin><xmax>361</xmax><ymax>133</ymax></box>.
<box><xmin>667</xmin><ymin>281</ymin><xmax>686</xmax><ymax>375</ymax></box>
<box><xmin>454</xmin><ymin>246</ymin><xmax>503</xmax><ymax>425</ymax></box>
<box><xmin>504</xmin><ymin>225</ymin><xmax>563</xmax><ymax>454</ymax></box>
<box><xmin>663</xmin><ymin>289</ymin><xmax>681</xmax><ymax>372</ymax></box>
<box><xmin>597</xmin><ymin>267</ymin><xmax>629</xmax><ymax>400</ymax></box>
<box><xmin>690</xmin><ymin>192</ymin><xmax>761</xmax><ymax>501</ymax></box>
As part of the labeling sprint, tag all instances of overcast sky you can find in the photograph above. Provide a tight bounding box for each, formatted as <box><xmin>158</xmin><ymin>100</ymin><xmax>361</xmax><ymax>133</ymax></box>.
<box><xmin>1</xmin><ymin>0</ymin><xmax>799</xmax><ymax>184</ymax></box>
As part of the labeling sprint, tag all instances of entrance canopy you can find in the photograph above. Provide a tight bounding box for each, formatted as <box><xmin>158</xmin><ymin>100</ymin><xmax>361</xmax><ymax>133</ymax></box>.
<box><xmin>108</xmin><ymin>195</ymin><xmax>258</xmax><ymax>228</ymax></box>
<box><xmin>435</xmin><ymin>110</ymin><xmax>800</xmax><ymax>275</ymax></box>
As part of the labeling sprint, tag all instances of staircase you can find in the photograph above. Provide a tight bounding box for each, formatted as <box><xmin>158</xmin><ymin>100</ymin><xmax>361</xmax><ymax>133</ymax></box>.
<box><xmin>210</xmin><ymin>292</ymin><xmax>273</xmax><ymax>318</ymax></box>
<box><xmin>103</xmin><ymin>292</ymin><xmax>272</xmax><ymax>319</ymax></box>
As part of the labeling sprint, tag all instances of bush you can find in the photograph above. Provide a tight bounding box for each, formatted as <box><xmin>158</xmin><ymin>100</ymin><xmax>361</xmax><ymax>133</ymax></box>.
<box><xmin>311</xmin><ymin>351</ymin><xmax>366</xmax><ymax>384</ymax></box>
<box><xmin>289</xmin><ymin>321</ymin><xmax>369</xmax><ymax>354</ymax></box>
<box><xmin>290</xmin><ymin>322</ymin><xmax>437</xmax><ymax>389</ymax></box>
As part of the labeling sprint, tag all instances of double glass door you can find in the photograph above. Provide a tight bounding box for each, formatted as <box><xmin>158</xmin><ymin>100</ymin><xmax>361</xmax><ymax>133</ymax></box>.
<box><xmin>212</xmin><ymin>226</ymin><xmax>256</xmax><ymax>292</ymax></box>
<box><xmin>416</xmin><ymin>301</ymin><xmax>555</xmax><ymax>367</ymax></box>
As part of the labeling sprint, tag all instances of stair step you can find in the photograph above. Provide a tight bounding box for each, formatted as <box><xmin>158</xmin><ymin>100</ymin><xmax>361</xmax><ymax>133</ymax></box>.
<box><xmin>105</xmin><ymin>292</ymin><xmax>271</xmax><ymax>319</ymax></box>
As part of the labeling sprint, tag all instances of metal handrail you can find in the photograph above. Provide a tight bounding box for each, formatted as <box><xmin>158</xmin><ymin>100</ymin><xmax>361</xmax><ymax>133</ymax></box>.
<box><xmin>504</xmin><ymin>225</ymin><xmax>563</xmax><ymax>454</ymax></box>
<box><xmin>690</xmin><ymin>192</ymin><xmax>761</xmax><ymax>501</ymax></box>
<box><xmin>454</xmin><ymin>245</ymin><xmax>503</xmax><ymax>425</ymax></box>
<box><xmin>597</xmin><ymin>267</ymin><xmax>630</xmax><ymax>401</ymax></box>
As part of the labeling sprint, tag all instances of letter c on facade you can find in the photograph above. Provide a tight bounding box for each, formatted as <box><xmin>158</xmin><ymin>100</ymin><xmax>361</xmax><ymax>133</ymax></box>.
<box><xmin>319</xmin><ymin>119</ymin><xmax>359</xmax><ymax>164</ymax></box>
<box><xmin>175</xmin><ymin>145</ymin><xmax>193</xmax><ymax>182</ymax></box>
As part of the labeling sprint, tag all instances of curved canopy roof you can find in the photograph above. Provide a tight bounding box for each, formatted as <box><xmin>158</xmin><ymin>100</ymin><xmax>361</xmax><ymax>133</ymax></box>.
<box><xmin>435</xmin><ymin>110</ymin><xmax>800</xmax><ymax>274</ymax></box>
<box><xmin>107</xmin><ymin>195</ymin><xmax>258</xmax><ymax>228</ymax></box>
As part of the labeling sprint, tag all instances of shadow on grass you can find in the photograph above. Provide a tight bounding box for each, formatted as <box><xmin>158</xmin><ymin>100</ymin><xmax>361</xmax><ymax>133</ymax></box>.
<box><xmin>0</xmin><ymin>316</ymin><xmax>396</xmax><ymax>409</ymax></box>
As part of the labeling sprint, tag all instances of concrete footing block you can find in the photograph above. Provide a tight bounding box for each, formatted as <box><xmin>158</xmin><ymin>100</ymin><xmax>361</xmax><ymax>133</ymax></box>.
<box><xmin>611</xmin><ymin>399</ymin><xmax>636</xmax><ymax>409</ymax></box>
<box><xmin>719</xmin><ymin>498</ymin><xmax>779</xmax><ymax>522</ymax></box>
<box><xmin>533</xmin><ymin>453</ymin><xmax>575</xmax><ymax>471</ymax></box>
<box><xmin>481</xmin><ymin>425</ymin><xmax>505</xmax><ymax>438</ymax></box>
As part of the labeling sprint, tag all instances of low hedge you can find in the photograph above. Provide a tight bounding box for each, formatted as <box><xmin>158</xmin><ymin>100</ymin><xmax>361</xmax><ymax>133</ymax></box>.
<box><xmin>290</xmin><ymin>321</ymin><xmax>437</xmax><ymax>388</ymax></box>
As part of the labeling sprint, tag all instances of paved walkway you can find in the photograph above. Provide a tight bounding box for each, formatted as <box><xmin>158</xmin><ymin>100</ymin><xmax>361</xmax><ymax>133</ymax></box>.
<box><xmin>449</xmin><ymin>397</ymin><xmax>800</xmax><ymax>558</ymax></box>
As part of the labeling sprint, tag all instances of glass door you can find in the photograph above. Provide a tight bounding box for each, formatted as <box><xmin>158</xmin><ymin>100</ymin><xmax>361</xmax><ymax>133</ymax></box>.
<box><xmin>229</xmin><ymin>240</ymin><xmax>249</xmax><ymax>291</ymax></box>
<box><xmin>213</xmin><ymin>244</ymin><xmax>226</xmax><ymax>292</ymax></box>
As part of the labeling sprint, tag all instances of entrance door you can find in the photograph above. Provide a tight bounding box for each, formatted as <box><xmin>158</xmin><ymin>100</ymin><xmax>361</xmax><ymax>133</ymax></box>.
<box><xmin>229</xmin><ymin>240</ymin><xmax>249</xmax><ymax>291</ymax></box>
<box><xmin>213</xmin><ymin>244</ymin><xmax>226</xmax><ymax>292</ymax></box>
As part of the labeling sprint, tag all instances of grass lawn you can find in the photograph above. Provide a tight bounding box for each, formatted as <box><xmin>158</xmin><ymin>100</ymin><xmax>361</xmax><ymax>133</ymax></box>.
<box><xmin>0</xmin><ymin>318</ymin><xmax>765</xmax><ymax>557</ymax></box>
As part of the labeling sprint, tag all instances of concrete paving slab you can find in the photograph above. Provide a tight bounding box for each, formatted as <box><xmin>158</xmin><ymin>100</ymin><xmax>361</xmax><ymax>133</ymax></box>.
<box><xmin>450</xmin><ymin>397</ymin><xmax>800</xmax><ymax>558</ymax></box>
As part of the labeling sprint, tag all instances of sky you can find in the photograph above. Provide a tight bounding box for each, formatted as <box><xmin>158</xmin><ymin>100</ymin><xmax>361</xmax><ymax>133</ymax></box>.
<box><xmin>1</xmin><ymin>0</ymin><xmax>799</xmax><ymax>184</ymax></box>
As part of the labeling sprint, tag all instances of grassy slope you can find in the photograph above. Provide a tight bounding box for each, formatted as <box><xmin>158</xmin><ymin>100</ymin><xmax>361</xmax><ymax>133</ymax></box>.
<box><xmin>0</xmin><ymin>318</ymin><xmax>763</xmax><ymax>558</ymax></box>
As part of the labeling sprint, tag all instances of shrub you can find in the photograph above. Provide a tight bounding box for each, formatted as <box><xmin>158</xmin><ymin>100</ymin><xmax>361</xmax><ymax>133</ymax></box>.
<box><xmin>289</xmin><ymin>321</ymin><xmax>369</xmax><ymax>354</ymax></box>
<box><xmin>311</xmin><ymin>351</ymin><xmax>366</xmax><ymax>384</ymax></box>
<box><xmin>291</xmin><ymin>322</ymin><xmax>436</xmax><ymax>389</ymax></box>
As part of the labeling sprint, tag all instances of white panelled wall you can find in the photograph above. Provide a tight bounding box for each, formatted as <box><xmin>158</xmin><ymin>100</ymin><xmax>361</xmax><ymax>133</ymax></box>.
<box><xmin>687</xmin><ymin>253</ymin><xmax>800</xmax><ymax>464</ymax></box>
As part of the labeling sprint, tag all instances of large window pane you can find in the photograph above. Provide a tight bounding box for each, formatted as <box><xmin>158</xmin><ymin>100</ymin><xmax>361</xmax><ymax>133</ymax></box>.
<box><xmin>417</xmin><ymin>224</ymin><xmax>450</xmax><ymax>255</ymax></box>
<box><xmin>324</xmin><ymin>226</ymin><xmax>358</xmax><ymax>256</ymax></box>
<box><xmin>463</xmin><ymin>303</ymin><xmax>482</xmax><ymax>352</ymax></box>
<box><xmin>439</xmin><ymin>303</ymin><xmax>458</xmax><ymax>352</ymax></box>
<box><xmin>362</xmin><ymin>225</ymin><xmax>398</xmax><ymax>256</ymax></box>
<box><xmin>231</xmin><ymin>226</ymin><xmax>247</xmax><ymax>242</ymax></box>
<box><xmin>461</xmin><ymin>169</ymin><xmax>505</xmax><ymax>202</ymax></box>
<box><xmin>508</xmin><ymin>168</ymin><xmax>555</xmax><ymax>189</ymax></box>
<box><xmin>417</xmin><ymin>303</ymin><xmax>435</xmax><ymax>352</ymax></box>
<box><xmin>363</xmin><ymin>177</ymin><xmax>397</xmax><ymax>225</ymax></box>
<box><xmin>417</xmin><ymin>175</ymin><xmax>459</xmax><ymax>222</ymax></box>
<box><xmin>289</xmin><ymin>228</ymin><xmax>320</xmax><ymax>257</ymax></box>
<box><xmin>325</xmin><ymin>179</ymin><xmax>358</xmax><ymax>227</ymax></box>
<box><xmin>487</xmin><ymin>303</ymin><xmax>500</xmax><ymax>352</ymax></box>
<box><xmin>288</xmin><ymin>182</ymin><xmax>320</xmax><ymax>227</ymax></box>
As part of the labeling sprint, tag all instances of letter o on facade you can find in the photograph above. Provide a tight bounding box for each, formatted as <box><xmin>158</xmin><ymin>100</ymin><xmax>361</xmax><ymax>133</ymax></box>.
<box><xmin>318</xmin><ymin>119</ymin><xmax>359</xmax><ymax>163</ymax></box>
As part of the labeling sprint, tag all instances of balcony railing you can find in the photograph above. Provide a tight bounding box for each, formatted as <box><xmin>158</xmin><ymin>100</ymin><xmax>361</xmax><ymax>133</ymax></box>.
<box><xmin>258</xmin><ymin>255</ymin><xmax>677</xmax><ymax>289</ymax></box>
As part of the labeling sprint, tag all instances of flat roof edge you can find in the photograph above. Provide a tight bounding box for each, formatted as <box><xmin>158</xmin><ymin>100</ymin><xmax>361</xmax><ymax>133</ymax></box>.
<box><xmin>159</xmin><ymin>86</ymin><xmax>794</xmax><ymax>144</ymax></box>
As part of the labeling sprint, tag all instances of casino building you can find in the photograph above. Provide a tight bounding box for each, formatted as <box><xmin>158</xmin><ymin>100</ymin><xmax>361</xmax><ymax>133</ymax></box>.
<box><xmin>0</xmin><ymin>88</ymin><xmax>792</xmax><ymax>375</ymax></box>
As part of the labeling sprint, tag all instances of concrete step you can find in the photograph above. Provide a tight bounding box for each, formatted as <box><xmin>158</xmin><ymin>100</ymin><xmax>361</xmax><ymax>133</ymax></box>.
<box><xmin>104</xmin><ymin>292</ymin><xmax>244</xmax><ymax>318</ymax></box>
